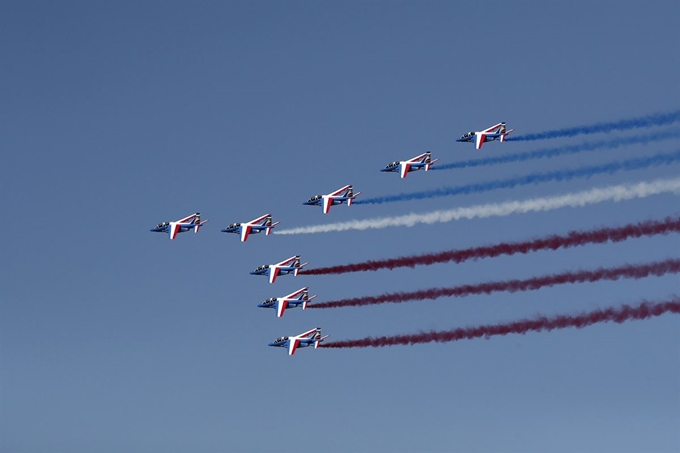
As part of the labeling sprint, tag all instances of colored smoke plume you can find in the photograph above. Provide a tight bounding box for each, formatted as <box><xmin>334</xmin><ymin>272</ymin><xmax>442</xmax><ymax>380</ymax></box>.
<box><xmin>321</xmin><ymin>298</ymin><xmax>680</xmax><ymax>349</ymax></box>
<box><xmin>357</xmin><ymin>149</ymin><xmax>680</xmax><ymax>205</ymax></box>
<box><xmin>436</xmin><ymin>129</ymin><xmax>680</xmax><ymax>171</ymax></box>
<box><xmin>506</xmin><ymin>109</ymin><xmax>680</xmax><ymax>142</ymax></box>
<box><xmin>310</xmin><ymin>259</ymin><xmax>680</xmax><ymax>309</ymax></box>
<box><xmin>275</xmin><ymin>177</ymin><xmax>680</xmax><ymax>235</ymax></box>
<box><xmin>301</xmin><ymin>217</ymin><xmax>680</xmax><ymax>275</ymax></box>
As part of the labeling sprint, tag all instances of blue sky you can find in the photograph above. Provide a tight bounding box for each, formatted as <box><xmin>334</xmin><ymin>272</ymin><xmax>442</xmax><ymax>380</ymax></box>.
<box><xmin>1</xmin><ymin>2</ymin><xmax>679</xmax><ymax>452</ymax></box>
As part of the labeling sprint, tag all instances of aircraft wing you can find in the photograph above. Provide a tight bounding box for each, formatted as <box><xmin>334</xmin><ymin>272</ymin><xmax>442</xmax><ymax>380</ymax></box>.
<box><xmin>328</xmin><ymin>185</ymin><xmax>352</xmax><ymax>197</ymax></box>
<box><xmin>297</xmin><ymin>327</ymin><xmax>320</xmax><ymax>338</ymax></box>
<box><xmin>175</xmin><ymin>213</ymin><xmax>199</xmax><ymax>224</ymax></box>
<box><xmin>241</xmin><ymin>225</ymin><xmax>253</xmax><ymax>242</ymax></box>
<box><xmin>322</xmin><ymin>196</ymin><xmax>333</xmax><ymax>214</ymax></box>
<box><xmin>169</xmin><ymin>223</ymin><xmax>182</xmax><ymax>240</ymax></box>
<box><xmin>269</xmin><ymin>267</ymin><xmax>281</xmax><ymax>284</ymax></box>
<box><xmin>277</xmin><ymin>299</ymin><xmax>288</xmax><ymax>318</ymax></box>
<box><xmin>288</xmin><ymin>338</ymin><xmax>301</xmax><ymax>355</ymax></box>
<box><xmin>475</xmin><ymin>133</ymin><xmax>486</xmax><ymax>150</ymax></box>
<box><xmin>283</xmin><ymin>287</ymin><xmax>308</xmax><ymax>300</ymax></box>
<box><xmin>406</xmin><ymin>152</ymin><xmax>429</xmax><ymax>163</ymax></box>
<box><xmin>482</xmin><ymin>123</ymin><xmax>504</xmax><ymax>134</ymax></box>
<box><xmin>249</xmin><ymin>213</ymin><xmax>270</xmax><ymax>225</ymax></box>
<box><xmin>400</xmin><ymin>163</ymin><xmax>411</xmax><ymax>179</ymax></box>
<box><xmin>275</xmin><ymin>256</ymin><xmax>298</xmax><ymax>267</ymax></box>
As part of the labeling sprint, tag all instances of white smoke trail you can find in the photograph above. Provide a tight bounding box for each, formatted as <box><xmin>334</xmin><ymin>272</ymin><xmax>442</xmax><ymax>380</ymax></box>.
<box><xmin>275</xmin><ymin>177</ymin><xmax>680</xmax><ymax>235</ymax></box>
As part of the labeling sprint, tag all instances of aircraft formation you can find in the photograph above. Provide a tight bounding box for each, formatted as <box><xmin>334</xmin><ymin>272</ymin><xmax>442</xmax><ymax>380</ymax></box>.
<box><xmin>149</xmin><ymin>122</ymin><xmax>513</xmax><ymax>354</ymax></box>
<box><xmin>151</xmin><ymin>110</ymin><xmax>680</xmax><ymax>355</ymax></box>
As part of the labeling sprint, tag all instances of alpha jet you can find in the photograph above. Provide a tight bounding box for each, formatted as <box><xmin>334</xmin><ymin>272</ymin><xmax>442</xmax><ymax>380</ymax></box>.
<box><xmin>221</xmin><ymin>213</ymin><xmax>280</xmax><ymax>242</ymax></box>
<box><xmin>258</xmin><ymin>286</ymin><xmax>317</xmax><ymax>318</ymax></box>
<box><xmin>456</xmin><ymin>122</ymin><xmax>514</xmax><ymax>150</ymax></box>
<box><xmin>303</xmin><ymin>184</ymin><xmax>361</xmax><ymax>214</ymax></box>
<box><xmin>269</xmin><ymin>327</ymin><xmax>329</xmax><ymax>356</ymax></box>
<box><xmin>250</xmin><ymin>255</ymin><xmax>308</xmax><ymax>284</ymax></box>
<box><xmin>150</xmin><ymin>212</ymin><xmax>208</xmax><ymax>240</ymax></box>
<box><xmin>381</xmin><ymin>151</ymin><xmax>439</xmax><ymax>179</ymax></box>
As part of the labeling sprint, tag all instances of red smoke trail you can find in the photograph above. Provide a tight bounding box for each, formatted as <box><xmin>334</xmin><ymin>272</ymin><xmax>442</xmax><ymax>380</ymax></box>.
<box><xmin>321</xmin><ymin>298</ymin><xmax>680</xmax><ymax>349</ymax></box>
<box><xmin>301</xmin><ymin>217</ymin><xmax>680</xmax><ymax>275</ymax></box>
<box><xmin>310</xmin><ymin>259</ymin><xmax>680</xmax><ymax>309</ymax></box>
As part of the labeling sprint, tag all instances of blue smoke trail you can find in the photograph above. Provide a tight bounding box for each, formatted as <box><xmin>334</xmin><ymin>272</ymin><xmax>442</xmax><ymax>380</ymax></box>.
<box><xmin>356</xmin><ymin>149</ymin><xmax>680</xmax><ymax>205</ymax></box>
<box><xmin>507</xmin><ymin>109</ymin><xmax>680</xmax><ymax>142</ymax></box>
<box><xmin>435</xmin><ymin>129</ymin><xmax>680</xmax><ymax>171</ymax></box>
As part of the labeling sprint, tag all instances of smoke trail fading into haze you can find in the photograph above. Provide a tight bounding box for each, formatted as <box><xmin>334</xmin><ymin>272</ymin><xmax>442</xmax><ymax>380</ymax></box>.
<box><xmin>274</xmin><ymin>177</ymin><xmax>680</xmax><ymax>235</ymax></box>
<box><xmin>321</xmin><ymin>298</ymin><xmax>680</xmax><ymax>349</ymax></box>
<box><xmin>357</xmin><ymin>150</ymin><xmax>680</xmax><ymax>205</ymax></box>
<box><xmin>310</xmin><ymin>259</ymin><xmax>680</xmax><ymax>309</ymax></box>
<box><xmin>436</xmin><ymin>129</ymin><xmax>680</xmax><ymax>170</ymax></box>
<box><xmin>506</xmin><ymin>109</ymin><xmax>680</xmax><ymax>142</ymax></box>
<box><xmin>301</xmin><ymin>217</ymin><xmax>680</xmax><ymax>275</ymax></box>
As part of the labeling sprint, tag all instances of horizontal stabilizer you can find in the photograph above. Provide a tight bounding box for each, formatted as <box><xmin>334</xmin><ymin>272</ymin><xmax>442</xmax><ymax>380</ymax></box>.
<box><xmin>315</xmin><ymin>335</ymin><xmax>329</xmax><ymax>348</ymax></box>
<box><xmin>266</xmin><ymin>222</ymin><xmax>280</xmax><ymax>235</ymax></box>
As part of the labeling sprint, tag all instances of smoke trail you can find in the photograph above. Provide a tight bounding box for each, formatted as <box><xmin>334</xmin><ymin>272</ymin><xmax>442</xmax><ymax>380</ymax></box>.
<box><xmin>310</xmin><ymin>259</ymin><xmax>680</xmax><ymax>309</ymax></box>
<box><xmin>357</xmin><ymin>149</ymin><xmax>680</xmax><ymax>205</ymax></box>
<box><xmin>320</xmin><ymin>298</ymin><xmax>680</xmax><ymax>349</ymax></box>
<box><xmin>301</xmin><ymin>217</ymin><xmax>680</xmax><ymax>275</ymax></box>
<box><xmin>435</xmin><ymin>129</ymin><xmax>680</xmax><ymax>171</ymax></box>
<box><xmin>274</xmin><ymin>177</ymin><xmax>680</xmax><ymax>235</ymax></box>
<box><xmin>506</xmin><ymin>109</ymin><xmax>680</xmax><ymax>142</ymax></box>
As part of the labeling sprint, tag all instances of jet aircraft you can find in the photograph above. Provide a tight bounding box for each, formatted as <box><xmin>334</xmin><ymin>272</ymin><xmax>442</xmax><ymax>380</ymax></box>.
<box><xmin>456</xmin><ymin>122</ymin><xmax>514</xmax><ymax>150</ymax></box>
<box><xmin>268</xmin><ymin>327</ymin><xmax>329</xmax><ymax>356</ymax></box>
<box><xmin>221</xmin><ymin>213</ymin><xmax>280</xmax><ymax>242</ymax></box>
<box><xmin>250</xmin><ymin>255</ymin><xmax>308</xmax><ymax>284</ymax></box>
<box><xmin>303</xmin><ymin>184</ymin><xmax>361</xmax><ymax>214</ymax></box>
<box><xmin>258</xmin><ymin>287</ymin><xmax>317</xmax><ymax>317</ymax></box>
<box><xmin>150</xmin><ymin>213</ymin><xmax>208</xmax><ymax>240</ymax></box>
<box><xmin>381</xmin><ymin>152</ymin><xmax>439</xmax><ymax>178</ymax></box>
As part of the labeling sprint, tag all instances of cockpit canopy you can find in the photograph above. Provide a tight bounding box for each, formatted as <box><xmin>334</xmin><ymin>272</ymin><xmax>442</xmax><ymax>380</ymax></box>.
<box><xmin>308</xmin><ymin>195</ymin><xmax>322</xmax><ymax>202</ymax></box>
<box><xmin>386</xmin><ymin>161</ymin><xmax>399</xmax><ymax>168</ymax></box>
<box><xmin>275</xmin><ymin>336</ymin><xmax>288</xmax><ymax>342</ymax></box>
<box><xmin>264</xmin><ymin>297</ymin><xmax>276</xmax><ymax>303</ymax></box>
<box><xmin>255</xmin><ymin>265</ymin><xmax>269</xmax><ymax>271</ymax></box>
<box><xmin>227</xmin><ymin>222</ymin><xmax>240</xmax><ymax>229</ymax></box>
<box><xmin>156</xmin><ymin>221</ymin><xmax>169</xmax><ymax>228</ymax></box>
<box><xmin>461</xmin><ymin>131</ymin><xmax>474</xmax><ymax>139</ymax></box>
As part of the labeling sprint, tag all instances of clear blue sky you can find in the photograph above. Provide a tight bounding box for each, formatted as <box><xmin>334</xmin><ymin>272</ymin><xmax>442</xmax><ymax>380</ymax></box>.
<box><xmin>1</xmin><ymin>2</ymin><xmax>679</xmax><ymax>452</ymax></box>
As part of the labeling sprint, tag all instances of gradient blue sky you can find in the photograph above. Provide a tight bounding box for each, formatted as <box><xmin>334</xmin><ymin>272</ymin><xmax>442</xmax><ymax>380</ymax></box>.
<box><xmin>1</xmin><ymin>2</ymin><xmax>679</xmax><ymax>452</ymax></box>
